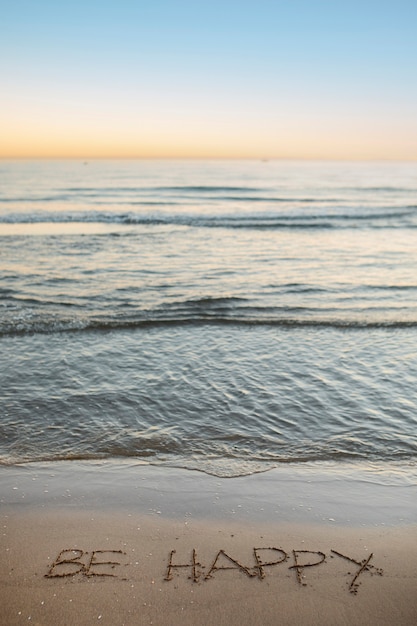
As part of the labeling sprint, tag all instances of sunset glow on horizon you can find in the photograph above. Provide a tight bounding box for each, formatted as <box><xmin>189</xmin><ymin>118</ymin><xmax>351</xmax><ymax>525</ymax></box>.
<box><xmin>2</xmin><ymin>1</ymin><xmax>417</xmax><ymax>160</ymax></box>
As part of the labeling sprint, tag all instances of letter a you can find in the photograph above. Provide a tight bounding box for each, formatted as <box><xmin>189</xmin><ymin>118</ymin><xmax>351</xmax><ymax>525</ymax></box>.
<box><xmin>205</xmin><ymin>550</ymin><xmax>255</xmax><ymax>580</ymax></box>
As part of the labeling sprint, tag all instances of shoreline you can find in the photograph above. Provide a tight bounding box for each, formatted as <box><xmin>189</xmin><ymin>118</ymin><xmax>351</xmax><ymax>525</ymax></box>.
<box><xmin>1</xmin><ymin>461</ymin><xmax>416</xmax><ymax>625</ymax></box>
<box><xmin>1</xmin><ymin>459</ymin><xmax>416</xmax><ymax>524</ymax></box>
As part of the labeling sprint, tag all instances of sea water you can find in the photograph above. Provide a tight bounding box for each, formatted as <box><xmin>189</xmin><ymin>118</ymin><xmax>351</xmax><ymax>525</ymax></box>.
<box><xmin>1</xmin><ymin>160</ymin><xmax>416</xmax><ymax>477</ymax></box>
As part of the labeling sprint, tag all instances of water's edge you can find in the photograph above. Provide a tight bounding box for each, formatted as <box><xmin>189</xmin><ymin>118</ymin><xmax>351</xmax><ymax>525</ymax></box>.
<box><xmin>1</xmin><ymin>459</ymin><xmax>416</xmax><ymax>527</ymax></box>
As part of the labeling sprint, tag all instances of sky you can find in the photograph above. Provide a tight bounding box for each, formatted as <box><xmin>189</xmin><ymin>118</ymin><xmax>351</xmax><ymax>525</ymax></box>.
<box><xmin>1</xmin><ymin>0</ymin><xmax>417</xmax><ymax>159</ymax></box>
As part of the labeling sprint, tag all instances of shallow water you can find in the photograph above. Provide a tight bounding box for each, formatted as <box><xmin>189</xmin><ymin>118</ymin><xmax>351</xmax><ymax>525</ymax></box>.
<box><xmin>2</xmin><ymin>320</ymin><xmax>417</xmax><ymax>475</ymax></box>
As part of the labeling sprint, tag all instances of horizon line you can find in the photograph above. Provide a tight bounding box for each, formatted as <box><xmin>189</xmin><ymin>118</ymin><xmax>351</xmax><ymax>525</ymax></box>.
<box><xmin>1</xmin><ymin>156</ymin><xmax>416</xmax><ymax>163</ymax></box>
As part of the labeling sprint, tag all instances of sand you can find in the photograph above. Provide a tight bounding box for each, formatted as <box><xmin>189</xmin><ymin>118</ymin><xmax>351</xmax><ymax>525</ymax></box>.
<box><xmin>1</xmin><ymin>461</ymin><xmax>416</xmax><ymax>625</ymax></box>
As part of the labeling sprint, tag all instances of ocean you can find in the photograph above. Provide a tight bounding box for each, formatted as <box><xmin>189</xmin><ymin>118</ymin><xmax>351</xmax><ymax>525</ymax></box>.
<box><xmin>1</xmin><ymin>159</ymin><xmax>416</xmax><ymax>477</ymax></box>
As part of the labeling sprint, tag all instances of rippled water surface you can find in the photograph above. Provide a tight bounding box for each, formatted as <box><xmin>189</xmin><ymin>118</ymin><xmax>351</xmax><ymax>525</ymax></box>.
<box><xmin>1</xmin><ymin>160</ymin><xmax>416</xmax><ymax>475</ymax></box>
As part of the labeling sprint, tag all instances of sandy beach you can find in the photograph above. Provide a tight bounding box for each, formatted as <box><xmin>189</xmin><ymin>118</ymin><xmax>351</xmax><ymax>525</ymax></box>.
<box><xmin>1</xmin><ymin>462</ymin><xmax>416</xmax><ymax>625</ymax></box>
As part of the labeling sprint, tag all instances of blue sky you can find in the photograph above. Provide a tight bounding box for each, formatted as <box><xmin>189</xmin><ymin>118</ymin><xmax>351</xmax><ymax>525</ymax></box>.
<box><xmin>1</xmin><ymin>0</ymin><xmax>416</xmax><ymax>158</ymax></box>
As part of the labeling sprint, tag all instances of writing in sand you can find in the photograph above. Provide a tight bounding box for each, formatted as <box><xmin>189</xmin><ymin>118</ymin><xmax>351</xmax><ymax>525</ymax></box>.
<box><xmin>45</xmin><ymin>545</ymin><xmax>384</xmax><ymax>595</ymax></box>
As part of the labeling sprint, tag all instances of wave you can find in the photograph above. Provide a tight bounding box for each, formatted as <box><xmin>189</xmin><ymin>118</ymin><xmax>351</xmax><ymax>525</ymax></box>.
<box><xmin>0</xmin><ymin>196</ymin><xmax>181</xmax><ymax>206</ymax></box>
<box><xmin>2</xmin><ymin>447</ymin><xmax>416</xmax><ymax>472</ymax></box>
<box><xmin>2</xmin><ymin>182</ymin><xmax>415</xmax><ymax>200</ymax></box>
<box><xmin>2</xmin><ymin>313</ymin><xmax>417</xmax><ymax>337</ymax></box>
<box><xmin>1</xmin><ymin>186</ymin><xmax>416</xmax><ymax>208</ymax></box>
<box><xmin>0</xmin><ymin>195</ymin><xmax>74</xmax><ymax>203</ymax></box>
<box><xmin>2</xmin><ymin>426</ymin><xmax>416</xmax><ymax>472</ymax></box>
<box><xmin>1</xmin><ymin>207</ymin><xmax>415</xmax><ymax>229</ymax></box>
<box><xmin>341</xmin><ymin>186</ymin><xmax>417</xmax><ymax>193</ymax></box>
<box><xmin>65</xmin><ymin>185</ymin><xmax>262</xmax><ymax>193</ymax></box>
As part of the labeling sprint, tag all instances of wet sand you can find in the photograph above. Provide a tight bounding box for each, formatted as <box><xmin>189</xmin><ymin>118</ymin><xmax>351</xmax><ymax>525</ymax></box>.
<box><xmin>1</xmin><ymin>462</ymin><xmax>416</xmax><ymax>625</ymax></box>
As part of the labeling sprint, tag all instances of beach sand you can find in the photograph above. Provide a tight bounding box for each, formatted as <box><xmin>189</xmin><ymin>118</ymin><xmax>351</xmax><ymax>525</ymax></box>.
<box><xmin>1</xmin><ymin>462</ymin><xmax>416</xmax><ymax>625</ymax></box>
